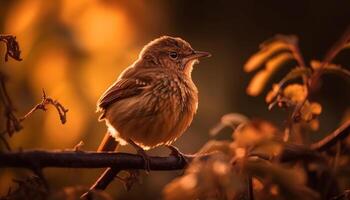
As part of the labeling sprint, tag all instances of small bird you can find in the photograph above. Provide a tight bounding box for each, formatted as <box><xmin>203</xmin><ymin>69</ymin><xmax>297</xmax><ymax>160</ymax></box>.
<box><xmin>97</xmin><ymin>36</ymin><xmax>210</xmax><ymax>153</ymax></box>
<box><xmin>90</xmin><ymin>36</ymin><xmax>210</xmax><ymax>192</ymax></box>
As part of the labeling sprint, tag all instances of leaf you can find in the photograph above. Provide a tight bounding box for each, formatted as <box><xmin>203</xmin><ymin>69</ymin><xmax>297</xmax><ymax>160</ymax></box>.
<box><xmin>265</xmin><ymin>52</ymin><xmax>293</xmax><ymax>71</ymax></box>
<box><xmin>233</xmin><ymin>120</ymin><xmax>278</xmax><ymax>148</ymax></box>
<box><xmin>279</xmin><ymin>67</ymin><xmax>312</xmax><ymax>86</ymax></box>
<box><xmin>244</xmin><ymin>41</ymin><xmax>290</xmax><ymax>72</ymax></box>
<box><xmin>247</xmin><ymin>70</ymin><xmax>270</xmax><ymax>96</ymax></box>
<box><xmin>310</xmin><ymin>102</ymin><xmax>322</xmax><ymax>114</ymax></box>
<box><xmin>250</xmin><ymin>140</ymin><xmax>283</xmax><ymax>158</ymax></box>
<box><xmin>252</xmin><ymin>53</ymin><xmax>294</xmax><ymax>96</ymax></box>
<box><xmin>163</xmin><ymin>154</ymin><xmax>242</xmax><ymax>200</ymax></box>
<box><xmin>246</xmin><ymin>53</ymin><xmax>294</xmax><ymax>96</ymax></box>
<box><xmin>265</xmin><ymin>84</ymin><xmax>280</xmax><ymax>103</ymax></box>
<box><xmin>246</xmin><ymin>159</ymin><xmax>319</xmax><ymax>200</ymax></box>
<box><xmin>300</xmin><ymin>101</ymin><xmax>322</xmax><ymax>121</ymax></box>
<box><xmin>261</xmin><ymin>35</ymin><xmax>298</xmax><ymax>48</ymax></box>
<box><xmin>283</xmin><ymin>84</ymin><xmax>307</xmax><ymax>104</ymax></box>
<box><xmin>210</xmin><ymin>113</ymin><xmax>249</xmax><ymax>136</ymax></box>
<box><xmin>308</xmin><ymin>119</ymin><xmax>320</xmax><ymax>131</ymax></box>
<box><xmin>310</xmin><ymin>60</ymin><xmax>322</xmax><ymax>70</ymax></box>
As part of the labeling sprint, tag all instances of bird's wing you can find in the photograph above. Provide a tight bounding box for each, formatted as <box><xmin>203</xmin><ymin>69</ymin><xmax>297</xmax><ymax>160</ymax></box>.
<box><xmin>97</xmin><ymin>78</ymin><xmax>149</xmax><ymax>111</ymax></box>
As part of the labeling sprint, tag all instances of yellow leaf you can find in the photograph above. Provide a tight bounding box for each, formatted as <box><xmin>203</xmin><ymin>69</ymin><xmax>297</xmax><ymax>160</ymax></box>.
<box><xmin>300</xmin><ymin>101</ymin><xmax>322</xmax><ymax>121</ymax></box>
<box><xmin>310</xmin><ymin>102</ymin><xmax>322</xmax><ymax>115</ymax></box>
<box><xmin>244</xmin><ymin>42</ymin><xmax>290</xmax><ymax>72</ymax></box>
<box><xmin>265</xmin><ymin>53</ymin><xmax>293</xmax><ymax>71</ymax></box>
<box><xmin>310</xmin><ymin>60</ymin><xmax>322</xmax><ymax>70</ymax></box>
<box><xmin>265</xmin><ymin>84</ymin><xmax>280</xmax><ymax>103</ymax></box>
<box><xmin>246</xmin><ymin>70</ymin><xmax>269</xmax><ymax>96</ymax></box>
<box><xmin>300</xmin><ymin>101</ymin><xmax>313</xmax><ymax>121</ymax></box>
<box><xmin>283</xmin><ymin>84</ymin><xmax>307</xmax><ymax>103</ymax></box>
<box><xmin>246</xmin><ymin>53</ymin><xmax>293</xmax><ymax>97</ymax></box>
<box><xmin>251</xmin><ymin>140</ymin><xmax>283</xmax><ymax>157</ymax></box>
<box><xmin>308</xmin><ymin>119</ymin><xmax>320</xmax><ymax>131</ymax></box>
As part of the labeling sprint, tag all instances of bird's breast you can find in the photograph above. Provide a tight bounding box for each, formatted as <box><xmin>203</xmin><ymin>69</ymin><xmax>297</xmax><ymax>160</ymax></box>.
<box><xmin>150</xmin><ymin>73</ymin><xmax>198</xmax><ymax>114</ymax></box>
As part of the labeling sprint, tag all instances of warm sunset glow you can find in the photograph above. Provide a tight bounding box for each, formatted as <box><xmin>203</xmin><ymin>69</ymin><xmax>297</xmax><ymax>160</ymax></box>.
<box><xmin>0</xmin><ymin>1</ymin><xmax>349</xmax><ymax>200</ymax></box>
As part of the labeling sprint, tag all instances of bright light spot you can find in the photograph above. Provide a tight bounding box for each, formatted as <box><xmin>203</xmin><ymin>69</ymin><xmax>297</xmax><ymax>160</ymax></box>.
<box><xmin>5</xmin><ymin>0</ymin><xmax>41</xmax><ymax>33</ymax></box>
<box><xmin>67</xmin><ymin>2</ymin><xmax>134</xmax><ymax>54</ymax></box>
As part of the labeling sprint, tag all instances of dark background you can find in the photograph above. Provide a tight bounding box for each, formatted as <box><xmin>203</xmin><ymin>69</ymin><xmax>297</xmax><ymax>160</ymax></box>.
<box><xmin>0</xmin><ymin>0</ymin><xmax>349</xmax><ymax>199</ymax></box>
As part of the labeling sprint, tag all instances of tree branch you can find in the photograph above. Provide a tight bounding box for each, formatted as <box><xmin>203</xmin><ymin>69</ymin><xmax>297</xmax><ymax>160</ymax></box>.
<box><xmin>311</xmin><ymin>119</ymin><xmax>350</xmax><ymax>152</ymax></box>
<box><xmin>0</xmin><ymin>150</ymin><xmax>196</xmax><ymax>170</ymax></box>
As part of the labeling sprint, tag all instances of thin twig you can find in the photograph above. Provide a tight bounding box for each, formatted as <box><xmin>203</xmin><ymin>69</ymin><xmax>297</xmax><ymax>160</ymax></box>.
<box><xmin>0</xmin><ymin>134</ymin><xmax>11</xmax><ymax>151</ymax></box>
<box><xmin>19</xmin><ymin>89</ymin><xmax>68</xmax><ymax>124</ymax></box>
<box><xmin>310</xmin><ymin>26</ymin><xmax>350</xmax><ymax>89</ymax></box>
<box><xmin>322</xmin><ymin>26</ymin><xmax>350</xmax><ymax>66</ymax></box>
<box><xmin>247</xmin><ymin>176</ymin><xmax>254</xmax><ymax>200</ymax></box>
<box><xmin>311</xmin><ymin>119</ymin><xmax>350</xmax><ymax>152</ymax></box>
<box><xmin>0</xmin><ymin>89</ymin><xmax>69</xmax><ymax>138</ymax></box>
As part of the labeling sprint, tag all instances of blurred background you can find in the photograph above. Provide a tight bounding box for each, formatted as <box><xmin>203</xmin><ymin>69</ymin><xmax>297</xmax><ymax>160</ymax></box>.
<box><xmin>0</xmin><ymin>0</ymin><xmax>349</xmax><ymax>199</ymax></box>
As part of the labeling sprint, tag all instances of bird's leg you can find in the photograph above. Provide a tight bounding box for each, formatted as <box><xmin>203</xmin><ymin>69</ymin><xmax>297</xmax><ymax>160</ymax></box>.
<box><xmin>165</xmin><ymin>145</ymin><xmax>190</xmax><ymax>164</ymax></box>
<box><xmin>128</xmin><ymin>139</ymin><xmax>151</xmax><ymax>172</ymax></box>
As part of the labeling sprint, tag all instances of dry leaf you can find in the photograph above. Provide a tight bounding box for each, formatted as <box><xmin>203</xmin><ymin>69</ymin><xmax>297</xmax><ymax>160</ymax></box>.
<box><xmin>246</xmin><ymin>53</ymin><xmax>293</xmax><ymax>96</ymax></box>
<box><xmin>244</xmin><ymin>42</ymin><xmax>290</xmax><ymax>72</ymax></box>
<box><xmin>233</xmin><ymin>120</ymin><xmax>278</xmax><ymax>148</ymax></box>
<box><xmin>265</xmin><ymin>52</ymin><xmax>293</xmax><ymax>71</ymax></box>
<box><xmin>265</xmin><ymin>84</ymin><xmax>280</xmax><ymax>103</ymax></box>
<box><xmin>283</xmin><ymin>84</ymin><xmax>307</xmax><ymax>104</ymax></box>
<box><xmin>300</xmin><ymin>102</ymin><xmax>322</xmax><ymax>121</ymax></box>
<box><xmin>246</xmin><ymin>70</ymin><xmax>270</xmax><ymax>96</ymax></box>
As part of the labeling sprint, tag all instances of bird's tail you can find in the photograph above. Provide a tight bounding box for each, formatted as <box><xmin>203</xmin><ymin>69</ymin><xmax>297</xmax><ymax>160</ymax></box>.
<box><xmin>82</xmin><ymin>132</ymin><xmax>119</xmax><ymax>199</ymax></box>
<box><xmin>97</xmin><ymin>132</ymin><xmax>119</xmax><ymax>152</ymax></box>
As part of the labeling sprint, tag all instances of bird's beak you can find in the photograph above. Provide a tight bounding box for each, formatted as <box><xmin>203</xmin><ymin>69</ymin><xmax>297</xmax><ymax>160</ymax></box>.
<box><xmin>188</xmin><ymin>51</ymin><xmax>211</xmax><ymax>60</ymax></box>
<box><xmin>182</xmin><ymin>51</ymin><xmax>211</xmax><ymax>66</ymax></box>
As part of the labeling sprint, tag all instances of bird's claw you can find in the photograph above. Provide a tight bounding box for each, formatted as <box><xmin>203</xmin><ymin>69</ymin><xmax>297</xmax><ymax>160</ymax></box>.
<box><xmin>128</xmin><ymin>139</ymin><xmax>151</xmax><ymax>172</ymax></box>
<box><xmin>136</xmin><ymin>148</ymin><xmax>151</xmax><ymax>173</ymax></box>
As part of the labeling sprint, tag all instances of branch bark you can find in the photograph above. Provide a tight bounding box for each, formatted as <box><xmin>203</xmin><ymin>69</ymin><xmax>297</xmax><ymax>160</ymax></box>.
<box><xmin>0</xmin><ymin>150</ymin><xmax>195</xmax><ymax>170</ymax></box>
<box><xmin>311</xmin><ymin>119</ymin><xmax>350</xmax><ymax>152</ymax></box>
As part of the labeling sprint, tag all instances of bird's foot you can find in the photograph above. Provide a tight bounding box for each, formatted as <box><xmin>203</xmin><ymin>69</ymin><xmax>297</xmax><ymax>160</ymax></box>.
<box><xmin>136</xmin><ymin>148</ymin><xmax>151</xmax><ymax>173</ymax></box>
<box><xmin>166</xmin><ymin>145</ymin><xmax>190</xmax><ymax>165</ymax></box>
<box><xmin>128</xmin><ymin>139</ymin><xmax>151</xmax><ymax>172</ymax></box>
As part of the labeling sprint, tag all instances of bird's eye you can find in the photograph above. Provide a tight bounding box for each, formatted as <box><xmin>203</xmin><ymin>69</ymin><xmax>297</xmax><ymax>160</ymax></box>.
<box><xmin>169</xmin><ymin>51</ymin><xmax>178</xmax><ymax>59</ymax></box>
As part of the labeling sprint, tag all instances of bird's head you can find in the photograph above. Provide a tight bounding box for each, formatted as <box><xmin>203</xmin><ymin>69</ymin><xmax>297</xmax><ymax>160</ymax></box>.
<box><xmin>139</xmin><ymin>36</ymin><xmax>211</xmax><ymax>75</ymax></box>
